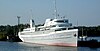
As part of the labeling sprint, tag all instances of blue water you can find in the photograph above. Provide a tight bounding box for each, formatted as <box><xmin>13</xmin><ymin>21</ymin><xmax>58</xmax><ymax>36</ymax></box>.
<box><xmin>78</xmin><ymin>47</ymin><xmax>100</xmax><ymax>51</ymax></box>
<box><xmin>0</xmin><ymin>41</ymin><xmax>77</xmax><ymax>51</ymax></box>
<box><xmin>0</xmin><ymin>41</ymin><xmax>100</xmax><ymax>51</ymax></box>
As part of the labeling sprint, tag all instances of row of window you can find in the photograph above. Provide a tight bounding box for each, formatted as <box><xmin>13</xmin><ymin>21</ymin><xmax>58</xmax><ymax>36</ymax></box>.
<box><xmin>55</xmin><ymin>20</ymin><xmax>68</xmax><ymax>23</ymax></box>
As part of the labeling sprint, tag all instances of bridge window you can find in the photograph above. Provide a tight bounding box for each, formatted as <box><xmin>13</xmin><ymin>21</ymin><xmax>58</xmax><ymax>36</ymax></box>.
<box><xmin>55</xmin><ymin>20</ymin><xmax>64</xmax><ymax>23</ymax></box>
<box><xmin>55</xmin><ymin>20</ymin><xmax>68</xmax><ymax>23</ymax></box>
<box><xmin>55</xmin><ymin>28</ymin><xmax>66</xmax><ymax>31</ymax></box>
<box><xmin>51</xmin><ymin>25</ymin><xmax>56</xmax><ymax>27</ymax></box>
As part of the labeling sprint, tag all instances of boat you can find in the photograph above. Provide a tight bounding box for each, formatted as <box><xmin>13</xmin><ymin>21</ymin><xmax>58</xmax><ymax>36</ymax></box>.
<box><xmin>18</xmin><ymin>0</ymin><xmax>78</xmax><ymax>47</ymax></box>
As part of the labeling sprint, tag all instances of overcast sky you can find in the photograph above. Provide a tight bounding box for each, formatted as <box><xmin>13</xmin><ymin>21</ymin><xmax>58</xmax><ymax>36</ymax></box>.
<box><xmin>0</xmin><ymin>0</ymin><xmax>100</xmax><ymax>26</ymax></box>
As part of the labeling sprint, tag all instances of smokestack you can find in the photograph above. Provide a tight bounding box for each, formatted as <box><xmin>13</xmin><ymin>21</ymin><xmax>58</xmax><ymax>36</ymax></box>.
<box><xmin>30</xmin><ymin>19</ymin><xmax>35</xmax><ymax>28</ymax></box>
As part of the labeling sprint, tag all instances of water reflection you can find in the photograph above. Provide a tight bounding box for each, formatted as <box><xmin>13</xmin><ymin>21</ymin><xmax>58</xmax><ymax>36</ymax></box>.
<box><xmin>78</xmin><ymin>47</ymin><xmax>100</xmax><ymax>51</ymax></box>
<box><xmin>18</xmin><ymin>42</ymin><xmax>77</xmax><ymax>51</ymax></box>
<box><xmin>0</xmin><ymin>42</ymin><xmax>77</xmax><ymax>51</ymax></box>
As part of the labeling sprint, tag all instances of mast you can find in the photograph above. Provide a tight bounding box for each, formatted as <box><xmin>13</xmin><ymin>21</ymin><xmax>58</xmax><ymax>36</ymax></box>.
<box><xmin>77</xmin><ymin>20</ymin><xmax>78</xmax><ymax>27</ymax></box>
<box><xmin>30</xmin><ymin>9</ymin><xmax>33</xmax><ymax>19</ymax></box>
<box><xmin>30</xmin><ymin>9</ymin><xmax>35</xmax><ymax>28</ymax></box>
<box><xmin>17</xmin><ymin>16</ymin><xmax>21</xmax><ymax>32</ymax></box>
<box><xmin>54</xmin><ymin>0</ymin><xmax>57</xmax><ymax>19</ymax></box>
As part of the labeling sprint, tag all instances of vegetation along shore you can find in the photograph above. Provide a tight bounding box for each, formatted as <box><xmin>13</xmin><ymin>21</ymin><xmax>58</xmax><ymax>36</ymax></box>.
<box><xmin>0</xmin><ymin>24</ymin><xmax>100</xmax><ymax>47</ymax></box>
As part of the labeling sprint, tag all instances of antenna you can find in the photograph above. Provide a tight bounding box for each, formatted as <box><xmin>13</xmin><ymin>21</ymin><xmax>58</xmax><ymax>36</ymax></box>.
<box><xmin>17</xmin><ymin>16</ymin><xmax>21</xmax><ymax>32</ymax></box>
<box><xmin>54</xmin><ymin>0</ymin><xmax>57</xmax><ymax>19</ymax></box>
<box><xmin>77</xmin><ymin>20</ymin><xmax>78</xmax><ymax>27</ymax></box>
<box><xmin>30</xmin><ymin>9</ymin><xmax>33</xmax><ymax>19</ymax></box>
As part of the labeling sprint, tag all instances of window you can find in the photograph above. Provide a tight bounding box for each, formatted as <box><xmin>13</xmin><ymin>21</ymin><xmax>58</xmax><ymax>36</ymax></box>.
<box><xmin>55</xmin><ymin>20</ymin><xmax>68</xmax><ymax>23</ymax></box>
<box><xmin>51</xmin><ymin>25</ymin><xmax>56</xmax><ymax>27</ymax></box>
<box><xmin>55</xmin><ymin>28</ymin><xmax>66</xmax><ymax>31</ymax></box>
<box><xmin>55</xmin><ymin>20</ymin><xmax>64</xmax><ymax>23</ymax></box>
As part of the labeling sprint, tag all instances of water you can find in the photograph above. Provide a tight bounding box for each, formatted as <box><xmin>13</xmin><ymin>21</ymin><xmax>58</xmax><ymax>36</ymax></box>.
<box><xmin>0</xmin><ymin>41</ymin><xmax>76</xmax><ymax>51</ymax></box>
<box><xmin>78</xmin><ymin>47</ymin><xmax>100</xmax><ymax>51</ymax></box>
<box><xmin>0</xmin><ymin>41</ymin><xmax>100</xmax><ymax>51</ymax></box>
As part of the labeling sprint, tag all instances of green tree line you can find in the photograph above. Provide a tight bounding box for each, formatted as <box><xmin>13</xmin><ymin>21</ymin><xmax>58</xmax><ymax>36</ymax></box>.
<box><xmin>0</xmin><ymin>24</ymin><xmax>100</xmax><ymax>40</ymax></box>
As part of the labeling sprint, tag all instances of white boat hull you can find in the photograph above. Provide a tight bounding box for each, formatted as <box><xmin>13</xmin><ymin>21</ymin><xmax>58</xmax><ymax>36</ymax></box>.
<box><xmin>18</xmin><ymin>29</ymin><xmax>78</xmax><ymax>47</ymax></box>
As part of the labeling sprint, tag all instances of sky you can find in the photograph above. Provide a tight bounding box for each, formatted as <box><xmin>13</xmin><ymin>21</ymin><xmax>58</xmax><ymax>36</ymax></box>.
<box><xmin>0</xmin><ymin>0</ymin><xmax>100</xmax><ymax>26</ymax></box>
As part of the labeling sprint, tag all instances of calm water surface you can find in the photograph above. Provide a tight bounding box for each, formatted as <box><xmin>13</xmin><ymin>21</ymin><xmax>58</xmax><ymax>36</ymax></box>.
<box><xmin>0</xmin><ymin>41</ymin><xmax>100</xmax><ymax>51</ymax></box>
<box><xmin>0</xmin><ymin>41</ymin><xmax>76</xmax><ymax>51</ymax></box>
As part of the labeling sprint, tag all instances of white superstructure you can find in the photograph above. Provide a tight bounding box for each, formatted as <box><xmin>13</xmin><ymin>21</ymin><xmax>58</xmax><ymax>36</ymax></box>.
<box><xmin>18</xmin><ymin>18</ymin><xmax>78</xmax><ymax>47</ymax></box>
